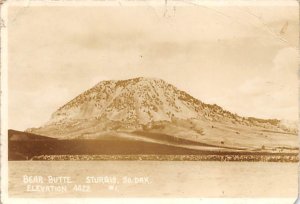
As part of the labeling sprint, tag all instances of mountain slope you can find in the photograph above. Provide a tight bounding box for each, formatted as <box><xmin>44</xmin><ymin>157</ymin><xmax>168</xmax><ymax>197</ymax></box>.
<box><xmin>45</xmin><ymin>77</ymin><xmax>207</xmax><ymax>124</ymax></box>
<box><xmin>27</xmin><ymin>77</ymin><xmax>298</xmax><ymax>152</ymax></box>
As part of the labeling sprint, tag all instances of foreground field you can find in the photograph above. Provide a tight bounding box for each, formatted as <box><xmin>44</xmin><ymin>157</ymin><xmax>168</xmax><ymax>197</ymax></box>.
<box><xmin>8</xmin><ymin>161</ymin><xmax>298</xmax><ymax>197</ymax></box>
<box><xmin>8</xmin><ymin>130</ymin><xmax>298</xmax><ymax>161</ymax></box>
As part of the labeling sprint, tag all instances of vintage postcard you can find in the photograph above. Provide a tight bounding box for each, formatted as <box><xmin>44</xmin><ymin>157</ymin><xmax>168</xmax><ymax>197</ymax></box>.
<box><xmin>1</xmin><ymin>0</ymin><xmax>299</xmax><ymax>203</ymax></box>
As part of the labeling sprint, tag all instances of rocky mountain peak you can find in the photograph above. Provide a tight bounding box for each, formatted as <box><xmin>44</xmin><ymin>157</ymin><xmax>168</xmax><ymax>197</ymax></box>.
<box><xmin>27</xmin><ymin>77</ymin><xmax>296</xmax><ymax>139</ymax></box>
<box><xmin>49</xmin><ymin>77</ymin><xmax>205</xmax><ymax>126</ymax></box>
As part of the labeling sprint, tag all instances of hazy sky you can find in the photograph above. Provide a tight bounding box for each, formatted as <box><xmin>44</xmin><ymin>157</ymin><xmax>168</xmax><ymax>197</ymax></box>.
<box><xmin>8</xmin><ymin>3</ymin><xmax>299</xmax><ymax>130</ymax></box>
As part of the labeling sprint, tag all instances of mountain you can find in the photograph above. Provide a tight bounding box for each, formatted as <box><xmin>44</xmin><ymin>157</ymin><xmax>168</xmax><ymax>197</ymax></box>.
<box><xmin>27</xmin><ymin>77</ymin><xmax>298</xmax><ymax>152</ymax></box>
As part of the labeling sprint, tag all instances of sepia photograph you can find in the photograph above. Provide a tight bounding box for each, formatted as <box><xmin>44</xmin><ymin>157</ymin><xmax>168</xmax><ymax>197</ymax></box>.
<box><xmin>1</xmin><ymin>0</ymin><xmax>299</xmax><ymax>203</ymax></box>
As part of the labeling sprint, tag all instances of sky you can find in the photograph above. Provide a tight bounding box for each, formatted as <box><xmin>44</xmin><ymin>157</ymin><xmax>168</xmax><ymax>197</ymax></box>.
<box><xmin>7</xmin><ymin>3</ymin><xmax>299</xmax><ymax>130</ymax></box>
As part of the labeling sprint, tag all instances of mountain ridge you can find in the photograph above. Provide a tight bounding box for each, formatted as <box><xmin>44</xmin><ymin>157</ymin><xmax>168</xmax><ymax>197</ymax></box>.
<box><xmin>26</xmin><ymin>77</ymin><xmax>297</xmax><ymax>151</ymax></box>
<box><xmin>35</xmin><ymin>77</ymin><xmax>290</xmax><ymax>129</ymax></box>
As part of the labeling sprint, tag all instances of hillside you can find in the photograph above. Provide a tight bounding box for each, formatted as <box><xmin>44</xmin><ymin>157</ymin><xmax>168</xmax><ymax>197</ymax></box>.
<box><xmin>26</xmin><ymin>77</ymin><xmax>298</xmax><ymax>152</ymax></box>
<box><xmin>8</xmin><ymin>129</ymin><xmax>298</xmax><ymax>161</ymax></box>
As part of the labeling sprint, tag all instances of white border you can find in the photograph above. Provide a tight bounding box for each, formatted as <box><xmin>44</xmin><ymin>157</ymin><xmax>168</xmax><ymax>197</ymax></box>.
<box><xmin>1</xmin><ymin>0</ymin><xmax>299</xmax><ymax>203</ymax></box>
<box><xmin>3</xmin><ymin>198</ymin><xmax>299</xmax><ymax>204</ymax></box>
<box><xmin>1</xmin><ymin>1</ymin><xmax>9</xmax><ymax>203</ymax></box>
<box><xmin>2</xmin><ymin>0</ymin><xmax>300</xmax><ymax>7</ymax></box>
